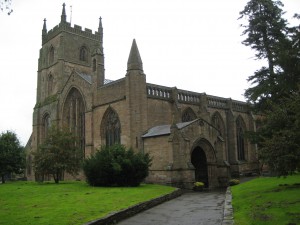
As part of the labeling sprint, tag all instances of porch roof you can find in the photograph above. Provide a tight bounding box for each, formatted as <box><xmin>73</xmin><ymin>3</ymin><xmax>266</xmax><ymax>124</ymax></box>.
<box><xmin>142</xmin><ymin>119</ymin><xmax>198</xmax><ymax>138</ymax></box>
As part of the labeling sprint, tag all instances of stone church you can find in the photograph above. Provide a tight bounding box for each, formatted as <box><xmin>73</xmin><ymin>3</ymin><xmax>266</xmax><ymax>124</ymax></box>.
<box><xmin>26</xmin><ymin>4</ymin><xmax>259</xmax><ymax>188</ymax></box>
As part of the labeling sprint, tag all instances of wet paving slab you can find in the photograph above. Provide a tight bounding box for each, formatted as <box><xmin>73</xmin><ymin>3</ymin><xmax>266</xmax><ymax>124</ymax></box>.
<box><xmin>117</xmin><ymin>190</ymin><xmax>225</xmax><ymax>225</ymax></box>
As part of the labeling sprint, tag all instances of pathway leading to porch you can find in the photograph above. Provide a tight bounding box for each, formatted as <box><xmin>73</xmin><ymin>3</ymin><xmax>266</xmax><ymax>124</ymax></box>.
<box><xmin>117</xmin><ymin>190</ymin><xmax>225</xmax><ymax>225</ymax></box>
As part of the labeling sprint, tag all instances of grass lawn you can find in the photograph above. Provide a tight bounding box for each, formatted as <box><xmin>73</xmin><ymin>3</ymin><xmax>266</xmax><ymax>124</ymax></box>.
<box><xmin>231</xmin><ymin>174</ymin><xmax>300</xmax><ymax>225</ymax></box>
<box><xmin>0</xmin><ymin>181</ymin><xmax>176</xmax><ymax>225</ymax></box>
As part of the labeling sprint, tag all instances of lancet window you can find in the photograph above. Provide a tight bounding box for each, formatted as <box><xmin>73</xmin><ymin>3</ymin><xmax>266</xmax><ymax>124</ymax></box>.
<box><xmin>43</xmin><ymin>113</ymin><xmax>51</xmax><ymax>140</ymax></box>
<box><xmin>79</xmin><ymin>46</ymin><xmax>87</xmax><ymax>62</ymax></box>
<box><xmin>49</xmin><ymin>46</ymin><xmax>54</xmax><ymax>64</ymax></box>
<box><xmin>236</xmin><ymin>116</ymin><xmax>246</xmax><ymax>161</ymax></box>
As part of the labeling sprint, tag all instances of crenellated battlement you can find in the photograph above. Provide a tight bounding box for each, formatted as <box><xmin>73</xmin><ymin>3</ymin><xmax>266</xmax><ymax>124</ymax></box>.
<box><xmin>42</xmin><ymin>21</ymin><xmax>101</xmax><ymax>45</ymax></box>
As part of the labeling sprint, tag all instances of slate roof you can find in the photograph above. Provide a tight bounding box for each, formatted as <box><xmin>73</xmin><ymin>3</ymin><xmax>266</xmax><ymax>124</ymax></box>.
<box><xmin>76</xmin><ymin>71</ymin><xmax>92</xmax><ymax>84</ymax></box>
<box><xmin>142</xmin><ymin>119</ymin><xmax>198</xmax><ymax>138</ymax></box>
<box><xmin>75</xmin><ymin>70</ymin><xmax>114</xmax><ymax>85</ymax></box>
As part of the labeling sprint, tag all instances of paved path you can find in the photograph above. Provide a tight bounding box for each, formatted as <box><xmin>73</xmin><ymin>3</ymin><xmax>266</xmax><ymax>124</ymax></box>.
<box><xmin>117</xmin><ymin>190</ymin><xmax>225</xmax><ymax>225</ymax></box>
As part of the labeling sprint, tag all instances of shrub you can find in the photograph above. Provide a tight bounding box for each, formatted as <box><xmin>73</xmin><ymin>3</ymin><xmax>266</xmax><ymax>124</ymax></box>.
<box><xmin>193</xmin><ymin>181</ymin><xmax>204</xmax><ymax>191</ymax></box>
<box><xmin>228</xmin><ymin>179</ymin><xmax>240</xmax><ymax>186</ymax></box>
<box><xmin>83</xmin><ymin>144</ymin><xmax>152</xmax><ymax>187</ymax></box>
<box><xmin>194</xmin><ymin>182</ymin><xmax>204</xmax><ymax>187</ymax></box>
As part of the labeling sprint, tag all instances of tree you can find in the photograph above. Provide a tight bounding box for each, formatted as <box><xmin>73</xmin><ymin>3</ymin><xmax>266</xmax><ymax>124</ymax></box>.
<box><xmin>83</xmin><ymin>144</ymin><xmax>152</xmax><ymax>187</ymax></box>
<box><xmin>0</xmin><ymin>0</ymin><xmax>13</xmax><ymax>15</ymax></box>
<box><xmin>0</xmin><ymin>131</ymin><xmax>25</xmax><ymax>184</ymax></box>
<box><xmin>240</xmin><ymin>0</ymin><xmax>300</xmax><ymax>175</ymax></box>
<box><xmin>33</xmin><ymin>127</ymin><xmax>83</xmax><ymax>184</ymax></box>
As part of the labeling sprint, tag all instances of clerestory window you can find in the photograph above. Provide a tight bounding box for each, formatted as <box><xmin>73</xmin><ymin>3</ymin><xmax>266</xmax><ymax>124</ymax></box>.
<box><xmin>182</xmin><ymin>107</ymin><xmax>197</xmax><ymax>122</ymax></box>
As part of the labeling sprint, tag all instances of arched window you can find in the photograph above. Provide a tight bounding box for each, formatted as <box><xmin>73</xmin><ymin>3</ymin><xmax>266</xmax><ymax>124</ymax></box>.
<box><xmin>212</xmin><ymin>112</ymin><xmax>225</xmax><ymax>137</ymax></box>
<box><xmin>48</xmin><ymin>74</ymin><xmax>53</xmax><ymax>96</ymax></box>
<box><xmin>49</xmin><ymin>46</ymin><xmax>54</xmax><ymax>64</ymax></box>
<box><xmin>93</xmin><ymin>59</ymin><xmax>97</xmax><ymax>72</ymax></box>
<box><xmin>43</xmin><ymin>113</ymin><xmax>51</xmax><ymax>140</ymax></box>
<box><xmin>101</xmin><ymin>108</ymin><xmax>121</xmax><ymax>146</ymax></box>
<box><xmin>236</xmin><ymin>116</ymin><xmax>246</xmax><ymax>161</ymax></box>
<box><xmin>182</xmin><ymin>107</ymin><xmax>197</xmax><ymax>122</ymax></box>
<box><xmin>79</xmin><ymin>46</ymin><xmax>87</xmax><ymax>62</ymax></box>
<box><xmin>63</xmin><ymin>88</ymin><xmax>85</xmax><ymax>152</ymax></box>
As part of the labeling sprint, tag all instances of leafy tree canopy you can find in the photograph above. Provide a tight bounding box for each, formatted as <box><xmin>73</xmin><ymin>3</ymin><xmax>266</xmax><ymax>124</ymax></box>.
<box><xmin>0</xmin><ymin>0</ymin><xmax>13</xmax><ymax>15</ymax></box>
<box><xmin>240</xmin><ymin>0</ymin><xmax>300</xmax><ymax>176</ymax></box>
<box><xmin>0</xmin><ymin>131</ymin><xmax>25</xmax><ymax>183</ymax></box>
<box><xmin>33</xmin><ymin>126</ymin><xmax>83</xmax><ymax>184</ymax></box>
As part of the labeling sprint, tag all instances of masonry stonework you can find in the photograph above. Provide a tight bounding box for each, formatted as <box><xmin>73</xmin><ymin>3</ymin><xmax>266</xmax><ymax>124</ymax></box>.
<box><xmin>26</xmin><ymin>4</ymin><xmax>259</xmax><ymax>188</ymax></box>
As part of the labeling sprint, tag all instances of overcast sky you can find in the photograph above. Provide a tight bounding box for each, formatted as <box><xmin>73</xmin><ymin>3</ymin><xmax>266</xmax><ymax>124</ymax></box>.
<box><xmin>0</xmin><ymin>0</ymin><xmax>299</xmax><ymax>145</ymax></box>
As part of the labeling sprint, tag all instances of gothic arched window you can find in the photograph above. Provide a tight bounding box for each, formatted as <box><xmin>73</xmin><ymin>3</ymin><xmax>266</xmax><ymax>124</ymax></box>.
<box><xmin>48</xmin><ymin>74</ymin><xmax>53</xmax><ymax>96</ymax></box>
<box><xmin>101</xmin><ymin>108</ymin><xmax>121</xmax><ymax>146</ymax></box>
<box><xmin>43</xmin><ymin>113</ymin><xmax>51</xmax><ymax>140</ymax></box>
<box><xmin>63</xmin><ymin>88</ymin><xmax>85</xmax><ymax>152</ymax></box>
<box><xmin>182</xmin><ymin>107</ymin><xmax>197</xmax><ymax>122</ymax></box>
<box><xmin>79</xmin><ymin>46</ymin><xmax>87</xmax><ymax>62</ymax></box>
<box><xmin>212</xmin><ymin>112</ymin><xmax>225</xmax><ymax>137</ymax></box>
<box><xmin>49</xmin><ymin>46</ymin><xmax>54</xmax><ymax>64</ymax></box>
<box><xmin>236</xmin><ymin>116</ymin><xmax>246</xmax><ymax>161</ymax></box>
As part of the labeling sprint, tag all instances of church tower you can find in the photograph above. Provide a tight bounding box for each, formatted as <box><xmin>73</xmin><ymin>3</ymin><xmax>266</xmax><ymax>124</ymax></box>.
<box><xmin>33</xmin><ymin>3</ymin><xmax>104</xmax><ymax>149</ymax></box>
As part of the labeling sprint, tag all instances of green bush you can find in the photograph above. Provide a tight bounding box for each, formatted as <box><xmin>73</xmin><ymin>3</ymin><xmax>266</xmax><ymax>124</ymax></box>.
<box><xmin>83</xmin><ymin>144</ymin><xmax>152</xmax><ymax>187</ymax></box>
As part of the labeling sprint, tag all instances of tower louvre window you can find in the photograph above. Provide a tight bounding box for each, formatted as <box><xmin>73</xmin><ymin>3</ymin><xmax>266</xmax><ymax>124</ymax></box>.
<box><xmin>48</xmin><ymin>74</ymin><xmax>53</xmax><ymax>95</ymax></box>
<box><xmin>80</xmin><ymin>46</ymin><xmax>87</xmax><ymax>62</ymax></box>
<box><xmin>93</xmin><ymin>59</ymin><xmax>96</xmax><ymax>71</ymax></box>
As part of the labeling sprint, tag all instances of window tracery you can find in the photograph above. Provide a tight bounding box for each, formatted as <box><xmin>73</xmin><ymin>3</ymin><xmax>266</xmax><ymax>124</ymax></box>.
<box><xmin>102</xmin><ymin>108</ymin><xmax>121</xmax><ymax>146</ymax></box>
<box><xmin>212</xmin><ymin>112</ymin><xmax>225</xmax><ymax>137</ymax></box>
<box><xmin>63</xmin><ymin>88</ymin><xmax>85</xmax><ymax>152</ymax></box>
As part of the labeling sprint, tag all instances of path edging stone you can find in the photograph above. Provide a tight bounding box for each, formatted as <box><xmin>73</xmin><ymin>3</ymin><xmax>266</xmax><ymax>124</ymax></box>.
<box><xmin>84</xmin><ymin>188</ymin><xmax>183</xmax><ymax>225</ymax></box>
<box><xmin>222</xmin><ymin>186</ymin><xmax>234</xmax><ymax>225</ymax></box>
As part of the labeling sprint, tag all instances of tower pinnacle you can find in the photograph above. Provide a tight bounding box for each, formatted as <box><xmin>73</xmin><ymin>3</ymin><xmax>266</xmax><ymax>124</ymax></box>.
<box><xmin>42</xmin><ymin>18</ymin><xmax>47</xmax><ymax>34</ymax></box>
<box><xmin>61</xmin><ymin>3</ymin><xmax>67</xmax><ymax>23</ymax></box>
<box><xmin>98</xmin><ymin>17</ymin><xmax>103</xmax><ymax>32</ymax></box>
<box><xmin>127</xmin><ymin>39</ymin><xmax>143</xmax><ymax>71</ymax></box>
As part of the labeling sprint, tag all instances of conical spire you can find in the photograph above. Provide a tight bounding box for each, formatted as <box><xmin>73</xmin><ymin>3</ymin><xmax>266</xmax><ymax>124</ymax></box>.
<box><xmin>61</xmin><ymin>3</ymin><xmax>67</xmax><ymax>23</ymax></box>
<box><xmin>127</xmin><ymin>39</ymin><xmax>143</xmax><ymax>71</ymax></box>
<box><xmin>42</xmin><ymin>18</ymin><xmax>47</xmax><ymax>34</ymax></box>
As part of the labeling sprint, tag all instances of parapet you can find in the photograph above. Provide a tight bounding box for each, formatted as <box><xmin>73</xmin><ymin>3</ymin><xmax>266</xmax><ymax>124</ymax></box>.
<box><xmin>42</xmin><ymin>21</ymin><xmax>101</xmax><ymax>45</ymax></box>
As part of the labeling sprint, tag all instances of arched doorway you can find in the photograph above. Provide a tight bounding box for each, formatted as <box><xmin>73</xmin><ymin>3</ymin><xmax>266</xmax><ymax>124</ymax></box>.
<box><xmin>191</xmin><ymin>147</ymin><xmax>209</xmax><ymax>187</ymax></box>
